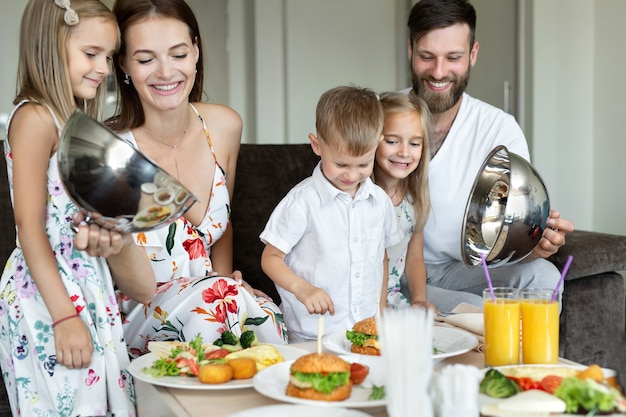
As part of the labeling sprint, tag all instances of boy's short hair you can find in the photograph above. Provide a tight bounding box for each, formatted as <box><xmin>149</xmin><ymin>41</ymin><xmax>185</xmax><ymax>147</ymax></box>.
<box><xmin>315</xmin><ymin>86</ymin><xmax>383</xmax><ymax>156</ymax></box>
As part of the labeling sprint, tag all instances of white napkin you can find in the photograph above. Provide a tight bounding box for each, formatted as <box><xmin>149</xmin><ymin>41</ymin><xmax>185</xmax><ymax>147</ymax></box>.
<box><xmin>377</xmin><ymin>308</ymin><xmax>434</xmax><ymax>417</ymax></box>
<box><xmin>435</xmin><ymin>302</ymin><xmax>484</xmax><ymax>352</ymax></box>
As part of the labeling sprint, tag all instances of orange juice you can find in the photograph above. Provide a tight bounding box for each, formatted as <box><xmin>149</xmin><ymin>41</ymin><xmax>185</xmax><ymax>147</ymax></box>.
<box><xmin>484</xmin><ymin>294</ymin><xmax>520</xmax><ymax>366</ymax></box>
<box><xmin>521</xmin><ymin>298</ymin><xmax>559</xmax><ymax>364</ymax></box>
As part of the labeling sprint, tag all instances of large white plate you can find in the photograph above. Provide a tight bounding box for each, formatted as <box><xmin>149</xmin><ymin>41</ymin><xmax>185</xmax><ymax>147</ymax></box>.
<box><xmin>225</xmin><ymin>404</ymin><xmax>371</xmax><ymax>417</ymax></box>
<box><xmin>479</xmin><ymin>364</ymin><xmax>619</xmax><ymax>417</ymax></box>
<box><xmin>323</xmin><ymin>326</ymin><xmax>478</xmax><ymax>363</ymax></box>
<box><xmin>128</xmin><ymin>344</ymin><xmax>309</xmax><ymax>390</ymax></box>
<box><xmin>252</xmin><ymin>354</ymin><xmax>386</xmax><ymax>408</ymax></box>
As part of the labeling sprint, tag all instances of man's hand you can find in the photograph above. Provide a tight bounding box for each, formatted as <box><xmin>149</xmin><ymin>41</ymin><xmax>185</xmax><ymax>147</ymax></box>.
<box><xmin>531</xmin><ymin>210</ymin><xmax>575</xmax><ymax>259</ymax></box>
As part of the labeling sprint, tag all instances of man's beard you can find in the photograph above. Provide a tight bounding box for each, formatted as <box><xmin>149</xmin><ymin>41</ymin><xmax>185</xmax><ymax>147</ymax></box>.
<box><xmin>411</xmin><ymin>66</ymin><xmax>470</xmax><ymax>114</ymax></box>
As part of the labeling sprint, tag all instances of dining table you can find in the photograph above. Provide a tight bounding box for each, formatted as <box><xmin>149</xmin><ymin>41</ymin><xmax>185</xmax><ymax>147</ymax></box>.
<box><xmin>134</xmin><ymin>340</ymin><xmax>488</xmax><ymax>417</ymax></box>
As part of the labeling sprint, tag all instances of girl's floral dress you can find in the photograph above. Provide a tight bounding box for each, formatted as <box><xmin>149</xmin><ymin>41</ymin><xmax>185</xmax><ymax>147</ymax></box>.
<box><xmin>387</xmin><ymin>196</ymin><xmax>416</xmax><ymax>308</ymax></box>
<box><xmin>117</xmin><ymin>106</ymin><xmax>287</xmax><ymax>357</ymax></box>
<box><xmin>0</xmin><ymin>101</ymin><xmax>136</xmax><ymax>417</ymax></box>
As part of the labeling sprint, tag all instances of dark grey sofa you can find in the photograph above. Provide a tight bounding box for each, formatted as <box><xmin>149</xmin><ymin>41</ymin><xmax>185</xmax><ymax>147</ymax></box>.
<box><xmin>1</xmin><ymin>142</ymin><xmax>625</xmax><ymax>411</ymax></box>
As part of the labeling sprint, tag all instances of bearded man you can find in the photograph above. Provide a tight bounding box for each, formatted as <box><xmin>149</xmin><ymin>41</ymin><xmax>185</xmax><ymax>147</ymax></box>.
<box><xmin>401</xmin><ymin>0</ymin><xmax>575</xmax><ymax>312</ymax></box>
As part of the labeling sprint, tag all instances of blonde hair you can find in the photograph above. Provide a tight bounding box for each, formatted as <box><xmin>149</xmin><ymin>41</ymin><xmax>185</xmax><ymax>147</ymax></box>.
<box><xmin>375</xmin><ymin>91</ymin><xmax>432</xmax><ymax>231</ymax></box>
<box><xmin>14</xmin><ymin>0</ymin><xmax>117</xmax><ymax>125</ymax></box>
<box><xmin>315</xmin><ymin>85</ymin><xmax>383</xmax><ymax>155</ymax></box>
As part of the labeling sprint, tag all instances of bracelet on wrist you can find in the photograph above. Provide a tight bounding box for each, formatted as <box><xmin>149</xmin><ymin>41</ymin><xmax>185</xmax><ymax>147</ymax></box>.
<box><xmin>52</xmin><ymin>313</ymin><xmax>80</xmax><ymax>328</ymax></box>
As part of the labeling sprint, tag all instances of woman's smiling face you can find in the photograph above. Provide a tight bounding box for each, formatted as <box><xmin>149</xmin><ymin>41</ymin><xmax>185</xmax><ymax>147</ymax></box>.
<box><xmin>121</xmin><ymin>16</ymin><xmax>199</xmax><ymax>111</ymax></box>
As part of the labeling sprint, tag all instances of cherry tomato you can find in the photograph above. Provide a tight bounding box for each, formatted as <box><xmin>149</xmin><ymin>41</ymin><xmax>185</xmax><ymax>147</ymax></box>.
<box><xmin>349</xmin><ymin>362</ymin><xmax>369</xmax><ymax>385</ymax></box>
<box><xmin>540</xmin><ymin>375</ymin><xmax>563</xmax><ymax>394</ymax></box>
<box><xmin>205</xmin><ymin>349</ymin><xmax>230</xmax><ymax>360</ymax></box>
<box><xmin>508</xmin><ymin>376</ymin><xmax>541</xmax><ymax>391</ymax></box>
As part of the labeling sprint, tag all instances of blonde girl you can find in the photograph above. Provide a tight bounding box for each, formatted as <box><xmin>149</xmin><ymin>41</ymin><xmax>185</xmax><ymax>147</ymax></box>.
<box><xmin>373</xmin><ymin>91</ymin><xmax>434</xmax><ymax>310</ymax></box>
<box><xmin>0</xmin><ymin>0</ymin><xmax>155</xmax><ymax>415</ymax></box>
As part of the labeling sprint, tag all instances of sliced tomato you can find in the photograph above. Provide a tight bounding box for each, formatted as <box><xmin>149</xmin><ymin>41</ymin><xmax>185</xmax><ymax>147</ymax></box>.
<box><xmin>176</xmin><ymin>357</ymin><xmax>200</xmax><ymax>376</ymax></box>
<box><xmin>508</xmin><ymin>376</ymin><xmax>541</xmax><ymax>391</ymax></box>
<box><xmin>349</xmin><ymin>362</ymin><xmax>369</xmax><ymax>385</ymax></box>
<box><xmin>205</xmin><ymin>349</ymin><xmax>230</xmax><ymax>360</ymax></box>
<box><xmin>540</xmin><ymin>375</ymin><xmax>563</xmax><ymax>394</ymax></box>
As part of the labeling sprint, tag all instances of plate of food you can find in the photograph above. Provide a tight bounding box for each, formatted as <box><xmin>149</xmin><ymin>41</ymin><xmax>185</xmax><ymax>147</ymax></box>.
<box><xmin>323</xmin><ymin>317</ymin><xmax>478</xmax><ymax>363</ymax></box>
<box><xmin>129</xmin><ymin>332</ymin><xmax>309</xmax><ymax>390</ymax></box>
<box><xmin>253</xmin><ymin>352</ymin><xmax>386</xmax><ymax>408</ymax></box>
<box><xmin>478</xmin><ymin>363</ymin><xmax>626</xmax><ymax>416</ymax></box>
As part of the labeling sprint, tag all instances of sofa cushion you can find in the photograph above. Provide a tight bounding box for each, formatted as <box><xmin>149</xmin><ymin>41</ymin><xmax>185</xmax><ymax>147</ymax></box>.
<box><xmin>550</xmin><ymin>230</ymin><xmax>626</xmax><ymax>280</ymax></box>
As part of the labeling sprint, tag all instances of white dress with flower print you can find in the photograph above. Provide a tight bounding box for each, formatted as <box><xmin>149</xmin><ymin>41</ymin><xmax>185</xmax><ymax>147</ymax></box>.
<box><xmin>0</xmin><ymin>101</ymin><xmax>136</xmax><ymax>417</ymax></box>
<box><xmin>117</xmin><ymin>106</ymin><xmax>287</xmax><ymax>357</ymax></box>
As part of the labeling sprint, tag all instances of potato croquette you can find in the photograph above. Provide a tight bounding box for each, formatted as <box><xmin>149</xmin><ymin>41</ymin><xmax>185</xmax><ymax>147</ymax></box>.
<box><xmin>198</xmin><ymin>363</ymin><xmax>233</xmax><ymax>384</ymax></box>
<box><xmin>227</xmin><ymin>357</ymin><xmax>258</xmax><ymax>379</ymax></box>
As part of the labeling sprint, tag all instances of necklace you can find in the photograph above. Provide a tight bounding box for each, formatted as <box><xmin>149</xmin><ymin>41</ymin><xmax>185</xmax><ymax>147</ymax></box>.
<box><xmin>389</xmin><ymin>186</ymin><xmax>401</xmax><ymax>202</ymax></box>
<box><xmin>144</xmin><ymin>119</ymin><xmax>190</xmax><ymax>180</ymax></box>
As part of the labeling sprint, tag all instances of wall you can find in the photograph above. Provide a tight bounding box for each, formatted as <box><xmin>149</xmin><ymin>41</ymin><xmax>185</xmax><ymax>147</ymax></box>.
<box><xmin>531</xmin><ymin>0</ymin><xmax>626</xmax><ymax>235</ymax></box>
<box><xmin>0</xmin><ymin>1</ymin><xmax>27</xmax><ymax>137</ymax></box>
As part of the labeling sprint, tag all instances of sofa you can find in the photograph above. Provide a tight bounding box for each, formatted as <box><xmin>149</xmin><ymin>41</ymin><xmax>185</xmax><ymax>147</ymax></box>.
<box><xmin>1</xmin><ymin>142</ymin><xmax>625</xmax><ymax>410</ymax></box>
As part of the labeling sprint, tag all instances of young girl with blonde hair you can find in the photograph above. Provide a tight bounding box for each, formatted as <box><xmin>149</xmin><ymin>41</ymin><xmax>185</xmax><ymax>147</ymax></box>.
<box><xmin>0</xmin><ymin>0</ymin><xmax>155</xmax><ymax>415</ymax></box>
<box><xmin>373</xmin><ymin>91</ymin><xmax>434</xmax><ymax>310</ymax></box>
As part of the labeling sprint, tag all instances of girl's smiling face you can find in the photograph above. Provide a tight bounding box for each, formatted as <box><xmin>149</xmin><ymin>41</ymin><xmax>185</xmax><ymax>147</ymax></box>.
<box><xmin>375</xmin><ymin>111</ymin><xmax>425</xmax><ymax>187</ymax></box>
<box><xmin>121</xmin><ymin>16</ymin><xmax>199</xmax><ymax>111</ymax></box>
<box><xmin>66</xmin><ymin>16</ymin><xmax>117</xmax><ymax>100</ymax></box>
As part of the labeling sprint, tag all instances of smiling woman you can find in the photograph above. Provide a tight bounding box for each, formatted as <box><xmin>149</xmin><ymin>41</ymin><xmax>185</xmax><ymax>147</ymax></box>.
<box><xmin>104</xmin><ymin>0</ymin><xmax>288</xmax><ymax>358</ymax></box>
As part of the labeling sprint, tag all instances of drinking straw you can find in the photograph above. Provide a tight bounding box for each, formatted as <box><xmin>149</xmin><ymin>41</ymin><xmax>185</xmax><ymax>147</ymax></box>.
<box><xmin>551</xmin><ymin>255</ymin><xmax>573</xmax><ymax>302</ymax></box>
<box><xmin>480</xmin><ymin>253</ymin><xmax>495</xmax><ymax>301</ymax></box>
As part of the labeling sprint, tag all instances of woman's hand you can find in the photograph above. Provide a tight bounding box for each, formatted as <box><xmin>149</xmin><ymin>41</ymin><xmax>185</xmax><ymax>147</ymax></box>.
<box><xmin>231</xmin><ymin>271</ymin><xmax>273</xmax><ymax>301</ymax></box>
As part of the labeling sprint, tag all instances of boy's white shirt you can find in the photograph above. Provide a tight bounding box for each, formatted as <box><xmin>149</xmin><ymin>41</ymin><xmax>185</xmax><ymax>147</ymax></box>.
<box><xmin>260</xmin><ymin>162</ymin><xmax>402</xmax><ymax>340</ymax></box>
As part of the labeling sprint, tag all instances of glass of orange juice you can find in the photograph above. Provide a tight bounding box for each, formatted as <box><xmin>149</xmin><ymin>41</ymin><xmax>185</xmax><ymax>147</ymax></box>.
<box><xmin>521</xmin><ymin>288</ymin><xmax>559</xmax><ymax>364</ymax></box>
<box><xmin>483</xmin><ymin>287</ymin><xmax>520</xmax><ymax>366</ymax></box>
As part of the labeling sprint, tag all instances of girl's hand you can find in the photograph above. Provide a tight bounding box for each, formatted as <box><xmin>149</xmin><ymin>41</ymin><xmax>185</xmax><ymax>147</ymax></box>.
<box><xmin>411</xmin><ymin>300</ymin><xmax>437</xmax><ymax>312</ymax></box>
<box><xmin>72</xmin><ymin>213</ymin><xmax>131</xmax><ymax>258</ymax></box>
<box><xmin>53</xmin><ymin>316</ymin><xmax>94</xmax><ymax>369</ymax></box>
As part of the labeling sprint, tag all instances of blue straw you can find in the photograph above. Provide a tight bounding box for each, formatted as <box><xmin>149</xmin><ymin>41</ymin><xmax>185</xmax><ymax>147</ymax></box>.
<box><xmin>551</xmin><ymin>255</ymin><xmax>573</xmax><ymax>302</ymax></box>
<box><xmin>480</xmin><ymin>253</ymin><xmax>495</xmax><ymax>301</ymax></box>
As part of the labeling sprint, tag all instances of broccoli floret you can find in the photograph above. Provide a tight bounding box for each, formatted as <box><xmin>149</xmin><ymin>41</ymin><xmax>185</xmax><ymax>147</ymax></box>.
<box><xmin>221</xmin><ymin>331</ymin><xmax>239</xmax><ymax>346</ymax></box>
<box><xmin>212</xmin><ymin>338</ymin><xmax>224</xmax><ymax>347</ymax></box>
<box><xmin>240</xmin><ymin>330</ymin><xmax>259</xmax><ymax>349</ymax></box>
<box><xmin>479</xmin><ymin>368</ymin><xmax>520</xmax><ymax>398</ymax></box>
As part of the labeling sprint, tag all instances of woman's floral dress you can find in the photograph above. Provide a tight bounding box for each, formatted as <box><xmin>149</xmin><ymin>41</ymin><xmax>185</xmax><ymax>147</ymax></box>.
<box><xmin>0</xmin><ymin>101</ymin><xmax>136</xmax><ymax>417</ymax></box>
<box><xmin>117</xmin><ymin>105</ymin><xmax>287</xmax><ymax>357</ymax></box>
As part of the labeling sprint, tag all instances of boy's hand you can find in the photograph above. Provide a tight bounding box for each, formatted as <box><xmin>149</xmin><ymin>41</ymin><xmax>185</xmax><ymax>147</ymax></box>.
<box><xmin>296</xmin><ymin>283</ymin><xmax>335</xmax><ymax>315</ymax></box>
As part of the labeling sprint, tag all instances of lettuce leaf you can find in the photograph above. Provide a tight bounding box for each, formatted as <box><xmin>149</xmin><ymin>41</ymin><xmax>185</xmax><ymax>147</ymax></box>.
<box><xmin>292</xmin><ymin>371</ymin><xmax>350</xmax><ymax>394</ymax></box>
<box><xmin>553</xmin><ymin>377</ymin><xmax>618</xmax><ymax>413</ymax></box>
<box><xmin>345</xmin><ymin>330</ymin><xmax>377</xmax><ymax>346</ymax></box>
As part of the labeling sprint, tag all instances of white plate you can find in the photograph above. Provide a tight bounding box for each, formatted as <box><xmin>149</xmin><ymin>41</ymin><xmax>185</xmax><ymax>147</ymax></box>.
<box><xmin>323</xmin><ymin>326</ymin><xmax>478</xmax><ymax>363</ymax></box>
<box><xmin>252</xmin><ymin>354</ymin><xmax>386</xmax><ymax>408</ymax></box>
<box><xmin>128</xmin><ymin>344</ymin><xmax>309</xmax><ymax>390</ymax></box>
<box><xmin>225</xmin><ymin>404</ymin><xmax>372</xmax><ymax>417</ymax></box>
<box><xmin>479</xmin><ymin>364</ymin><xmax>619</xmax><ymax>417</ymax></box>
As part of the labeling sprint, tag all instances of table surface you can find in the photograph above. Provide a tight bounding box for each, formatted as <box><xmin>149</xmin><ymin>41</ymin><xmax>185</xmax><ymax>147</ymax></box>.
<box><xmin>134</xmin><ymin>341</ymin><xmax>487</xmax><ymax>417</ymax></box>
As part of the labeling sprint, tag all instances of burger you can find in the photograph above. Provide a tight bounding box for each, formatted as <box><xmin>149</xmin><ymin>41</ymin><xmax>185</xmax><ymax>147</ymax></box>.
<box><xmin>345</xmin><ymin>316</ymin><xmax>380</xmax><ymax>356</ymax></box>
<box><xmin>286</xmin><ymin>353</ymin><xmax>352</xmax><ymax>401</ymax></box>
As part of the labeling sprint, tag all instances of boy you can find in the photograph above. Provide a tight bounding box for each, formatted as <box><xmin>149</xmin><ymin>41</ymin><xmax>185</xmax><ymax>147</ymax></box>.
<box><xmin>260</xmin><ymin>86</ymin><xmax>402</xmax><ymax>342</ymax></box>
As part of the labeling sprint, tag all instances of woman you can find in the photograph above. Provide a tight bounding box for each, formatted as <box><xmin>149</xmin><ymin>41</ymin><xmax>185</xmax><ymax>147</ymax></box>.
<box><xmin>107</xmin><ymin>0</ymin><xmax>287</xmax><ymax>356</ymax></box>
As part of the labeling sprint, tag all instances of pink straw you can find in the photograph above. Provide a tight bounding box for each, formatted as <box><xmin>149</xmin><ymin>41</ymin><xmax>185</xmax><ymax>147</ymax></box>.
<box><xmin>551</xmin><ymin>255</ymin><xmax>573</xmax><ymax>302</ymax></box>
<box><xmin>480</xmin><ymin>253</ymin><xmax>495</xmax><ymax>301</ymax></box>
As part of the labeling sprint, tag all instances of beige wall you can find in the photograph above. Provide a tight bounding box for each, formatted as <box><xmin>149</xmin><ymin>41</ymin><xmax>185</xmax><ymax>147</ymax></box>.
<box><xmin>531</xmin><ymin>0</ymin><xmax>626</xmax><ymax>235</ymax></box>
